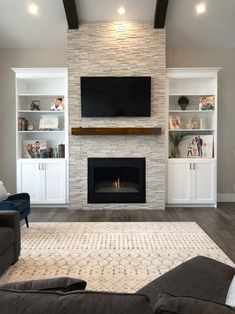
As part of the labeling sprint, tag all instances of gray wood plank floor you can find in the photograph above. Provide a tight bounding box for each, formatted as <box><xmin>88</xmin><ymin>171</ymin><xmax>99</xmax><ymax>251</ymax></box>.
<box><xmin>29</xmin><ymin>203</ymin><xmax>235</xmax><ymax>262</ymax></box>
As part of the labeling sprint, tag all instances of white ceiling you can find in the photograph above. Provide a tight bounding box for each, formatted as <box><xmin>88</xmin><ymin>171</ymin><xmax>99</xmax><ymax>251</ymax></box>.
<box><xmin>0</xmin><ymin>0</ymin><xmax>67</xmax><ymax>49</ymax></box>
<box><xmin>0</xmin><ymin>0</ymin><xmax>234</xmax><ymax>49</ymax></box>
<box><xmin>166</xmin><ymin>0</ymin><xmax>235</xmax><ymax>49</ymax></box>
<box><xmin>76</xmin><ymin>0</ymin><xmax>156</xmax><ymax>22</ymax></box>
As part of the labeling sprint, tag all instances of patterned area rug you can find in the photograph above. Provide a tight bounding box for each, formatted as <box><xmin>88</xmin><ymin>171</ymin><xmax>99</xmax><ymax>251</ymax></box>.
<box><xmin>0</xmin><ymin>222</ymin><xmax>233</xmax><ymax>292</ymax></box>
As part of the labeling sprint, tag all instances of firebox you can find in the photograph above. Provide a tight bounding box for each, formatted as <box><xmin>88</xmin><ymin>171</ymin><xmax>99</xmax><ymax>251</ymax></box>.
<box><xmin>88</xmin><ymin>158</ymin><xmax>146</xmax><ymax>203</ymax></box>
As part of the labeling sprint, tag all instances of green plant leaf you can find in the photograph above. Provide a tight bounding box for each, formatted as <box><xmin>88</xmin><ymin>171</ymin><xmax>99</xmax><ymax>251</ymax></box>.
<box><xmin>169</xmin><ymin>132</ymin><xmax>191</xmax><ymax>146</ymax></box>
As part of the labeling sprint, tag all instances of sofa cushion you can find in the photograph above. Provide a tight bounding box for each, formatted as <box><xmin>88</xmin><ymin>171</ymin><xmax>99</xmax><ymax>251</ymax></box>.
<box><xmin>0</xmin><ymin>182</ymin><xmax>8</xmax><ymax>202</ymax></box>
<box><xmin>154</xmin><ymin>293</ymin><xmax>235</xmax><ymax>314</ymax></box>
<box><xmin>0</xmin><ymin>199</ymin><xmax>29</xmax><ymax>220</ymax></box>
<box><xmin>0</xmin><ymin>228</ymin><xmax>14</xmax><ymax>254</ymax></box>
<box><xmin>3</xmin><ymin>199</ymin><xmax>28</xmax><ymax>211</ymax></box>
<box><xmin>138</xmin><ymin>256</ymin><xmax>235</xmax><ymax>308</ymax></box>
<box><xmin>0</xmin><ymin>277</ymin><xmax>87</xmax><ymax>292</ymax></box>
<box><xmin>0</xmin><ymin>290</ymin><xmax>153</xmax><ymax>314</ymax></box>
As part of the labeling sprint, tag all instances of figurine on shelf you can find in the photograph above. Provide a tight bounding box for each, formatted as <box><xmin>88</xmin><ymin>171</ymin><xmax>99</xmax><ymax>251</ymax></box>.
<box><xmin>27</xmin><ymin>122</ymin><xmax>34</xmax><ymax>131</ymax></box>
<box><xmin>51</xmin><ymin>98</ymin><xmax>64</xmax><ymax>111</ymax></box>
<box><xmin>177</xmin><ymin>96</ymin><xmax>189</xmax><ymax>111</ymax></box>
<box><xmin>30</xmin><ymin>100</ymin><xmax>40</xmax><ymax>111</ymax></box>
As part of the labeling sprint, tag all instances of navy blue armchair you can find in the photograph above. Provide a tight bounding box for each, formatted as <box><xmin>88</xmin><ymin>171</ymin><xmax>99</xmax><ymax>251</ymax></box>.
<box><xmin>0</xmin><ymin>193</ymin><xmax>30</xmax><ymax>227</ymax></box>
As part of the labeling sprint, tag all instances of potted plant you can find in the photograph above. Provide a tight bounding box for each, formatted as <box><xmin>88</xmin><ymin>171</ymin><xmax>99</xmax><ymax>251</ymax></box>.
<box><xmin>178</xmin><ymin>96</ymin><xmax>189</xmax><ymax>111</ymax></box>
<box><xmin>169</xmin><ymin>132</ymin><xmax>190</xmax><ymax>158</ymax></box>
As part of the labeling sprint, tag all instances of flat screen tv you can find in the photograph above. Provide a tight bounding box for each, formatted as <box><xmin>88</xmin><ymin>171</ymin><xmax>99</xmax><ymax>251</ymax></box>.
<box><xmin>81</xmin><ymin>76</ymin><xmax>151</xmax><ymax>117</ymax></box>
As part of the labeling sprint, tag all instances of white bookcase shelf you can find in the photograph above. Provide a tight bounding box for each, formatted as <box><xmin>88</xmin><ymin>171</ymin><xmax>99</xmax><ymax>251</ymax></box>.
<box><xmin>18</xmin><ymin>130</ymin><xmax>65</xmax><ymax>133</ymax></box>
<box><xmin>169</xmin><ymin>129</ymin><xmax>215</xmax><ymax>132</ymax></box>
<box><xmin>18</xmin><ymin>110</ymin><xmax>64</xmax><ymax>113</ymax></box>
<box><xmin>18</xmin><ymin>94</ymin><xmax>65</xmax><ymax>97</ymax></box>
<box><xmin>12</xmin><ymin>68</ymin><xmax>68</xmax><ymax>205</ymax></box>
<box><xmin>169</xmin><ymin>110</ymin><xmax>215</xmax><ymax>113</ymax></box>
<box><xmin>166</xmin><ymin>68</ymin><xmax>220</xmax><ymax>208</ymax></box>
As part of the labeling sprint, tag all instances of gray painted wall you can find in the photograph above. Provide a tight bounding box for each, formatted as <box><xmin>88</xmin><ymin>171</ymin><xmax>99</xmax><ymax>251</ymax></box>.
<box><xmin>0</xmin><ymin>46</ymin><xmax>234</xmax><ymax>197</ymax></box>
<box><xmin>167</xmin><ymin>48</ymin><xmax>235</xmax><ymax>195</ymax></box>
<box><xmin>0</xmin><ymin>49</ymin><xmax>66</xmax><ymax>193</ymax></box>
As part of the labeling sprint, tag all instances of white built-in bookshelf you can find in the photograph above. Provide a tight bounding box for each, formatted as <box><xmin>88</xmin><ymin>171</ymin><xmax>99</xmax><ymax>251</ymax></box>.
<box><xmin>166</xmin><ymin>68</ymin><xmax>220</xmax><ymax>207</ymax></box>
<box><xmin>12</xmin><ymin>68</ymin><xmax>68</xmax><ymax>205</ymax></box>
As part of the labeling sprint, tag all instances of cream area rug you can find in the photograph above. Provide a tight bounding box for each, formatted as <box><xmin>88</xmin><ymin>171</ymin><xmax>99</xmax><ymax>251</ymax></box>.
<box><xmin>0</xmin><ymin>222</ymin><xmax>234</xmax><ymax>292</ymax></box>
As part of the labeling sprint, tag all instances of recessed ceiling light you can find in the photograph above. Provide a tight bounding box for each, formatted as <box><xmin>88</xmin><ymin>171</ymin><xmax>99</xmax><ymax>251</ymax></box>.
<box><xmin>28</xmin><ymin>4</ymin><xmax>39</xmax><ymax>15</ymax></box>
<box><xmin>196</xmin><ymin>3</ymin><xmax>206</xmax><ymax>14</ymax></box>
<box><xmin>118</xmin><ymin>6</ymin><xmax>126</xmax><ymax>15</ymax></box>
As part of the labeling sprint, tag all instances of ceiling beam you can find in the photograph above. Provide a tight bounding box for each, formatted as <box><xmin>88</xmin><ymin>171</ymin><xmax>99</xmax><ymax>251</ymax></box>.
<box><xmin>62</xmin><ymin>0</ymin><xmax>79</xmax><ymax>29</ymax></box>
<box><xmin>154</xmin><ymin>0</ymin><xmax>169</xmax><ymax>29</ymax></box>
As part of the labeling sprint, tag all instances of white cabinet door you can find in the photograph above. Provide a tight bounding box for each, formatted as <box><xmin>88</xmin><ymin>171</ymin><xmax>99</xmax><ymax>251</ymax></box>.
<box><xmin>168</xmin><ymin>160</ymin><xmax>216</xmax><ymax>205</ymax></box>
<box><xmin>193</xmin><ymin>161</ymin><xmax>216</xmax><ymax>203</ymax></box>
<box><xmin>44</xmin><ymin>160</ymin><xmax>66</xmax><ymax>204</ymax></box>
<box><xmin>17</xmin><ymin>160</ymin><xmax>67</xmax><ymax>204</ymax></box>
<box><xmin>17</xmin><ymin>161</ymin><xmax>44</xmax><ymax>203</ymax></box>
<box><xmin>168</xmin><ymin>161</ymin><xmax>192</xmax><ymax>203</ymax></box>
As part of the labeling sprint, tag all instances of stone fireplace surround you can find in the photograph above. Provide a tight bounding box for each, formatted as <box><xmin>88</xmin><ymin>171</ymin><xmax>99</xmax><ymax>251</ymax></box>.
<box><xmin>68</xmin><ymin>22</ymin><xmax>166</xmax><ymax>210</ymax></box>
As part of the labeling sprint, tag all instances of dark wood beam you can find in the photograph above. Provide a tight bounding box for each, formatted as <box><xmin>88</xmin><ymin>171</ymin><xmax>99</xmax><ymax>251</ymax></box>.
<box><xmin>71</xmin><ymin>127</ymin><xmax>162</xmax><ymax>136</ymax></box>
<box><xmin>154</xmin><ymin>0</ymin><xmax>169</xmax><ymax>29</ymax></box>
<box><xmin>63</xmin><ymin>0</ymin><xmax>79</xmax><ymax>29</ymax></box>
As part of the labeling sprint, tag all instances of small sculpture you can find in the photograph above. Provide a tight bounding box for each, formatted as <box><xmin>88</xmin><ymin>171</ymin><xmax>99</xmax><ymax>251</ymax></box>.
<box><xmin>30</xmin><ymin>100</ymin><xmax>40</xmax><ymax>111</ymax></box>
<box><xmin>178</xmin><ymin>96</ymin><xmax>189</xmax><ymax>111</ymax></box>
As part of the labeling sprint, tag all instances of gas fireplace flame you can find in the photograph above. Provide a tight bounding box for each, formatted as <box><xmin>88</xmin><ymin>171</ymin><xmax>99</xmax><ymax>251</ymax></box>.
<box><xmin>113</xmin><ymin>177</ymin><xmax>121</xmax><ymax>189</ymax></box>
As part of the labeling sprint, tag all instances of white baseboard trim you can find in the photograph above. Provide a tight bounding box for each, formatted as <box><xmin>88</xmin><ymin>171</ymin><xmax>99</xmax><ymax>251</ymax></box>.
<box><xmin>31</xmin><ymin>204</ymin><xmax>69</xmax><ymax>208</ymax></box>
<box><xmin>217</xmin><ymin>194</ymin><xmax>235</xmax><ymax>202</ymax></box>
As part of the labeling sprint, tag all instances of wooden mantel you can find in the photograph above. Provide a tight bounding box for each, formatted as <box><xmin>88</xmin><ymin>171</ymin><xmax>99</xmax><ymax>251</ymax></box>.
<box><xmin>71</xmin><ymin>127</ymin><xmax>162</xmax><ymax>136</ymax></box>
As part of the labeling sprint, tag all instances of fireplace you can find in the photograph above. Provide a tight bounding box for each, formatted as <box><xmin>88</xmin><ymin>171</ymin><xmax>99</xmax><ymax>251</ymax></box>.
<box><xmin>88</xmin><ymin>158</ymin><xmax>146</xmax><ymax>203</ymax></box>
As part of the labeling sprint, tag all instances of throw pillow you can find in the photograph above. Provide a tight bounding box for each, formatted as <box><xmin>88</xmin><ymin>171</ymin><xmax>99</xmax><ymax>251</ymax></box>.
<box><xmin>0</xmin><ymin>181</ymin><xmax>8</xmax><ymax>202</ymax></box>
<box><xmin>0</xmin><ymin>290</ymin><xmax>153</xmax><ymax>314</ymax></box>
<box><xmin>154</xmin><ymin>293</ymin><xmax>235</xmax><ymax>314</ymax></box>
<box><xmin>0</xmin><ymin>277</ymin><xmax>87</xmax><ymax>292</ymax></box>
<box><xmin>226</xmin><ymin>275</ymin><xmax>235</xmax><ymax>308</ymax></box>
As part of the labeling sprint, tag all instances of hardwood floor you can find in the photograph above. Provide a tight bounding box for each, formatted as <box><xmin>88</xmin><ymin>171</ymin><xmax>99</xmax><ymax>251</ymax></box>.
<box><xmin>29</xmin><ymin>203</ymin><xmax>235</xmax><ymax>262</ymax></box>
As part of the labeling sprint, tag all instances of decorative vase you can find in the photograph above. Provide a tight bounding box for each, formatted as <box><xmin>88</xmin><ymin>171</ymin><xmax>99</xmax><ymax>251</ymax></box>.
<box><xmin>171</xmin><ymin>146</ymin><xmax>180</xmax><ymax>158</ymax></box>
<box><xmin>179</xmin><ymin>103</ymin><xmax>187</xmax><ymax>110</ymax></box>
<box><xmin>27</xmin><ymin>122</ymin><xmax>34</xmax><ymax>131</ymax></box>
<box><xmin>178</xmin><ymin>96</ymin><xmax>189</xmax><ymax>111</ymax></box>
<box><xmin>40</xmin><ymin>149</ymin><xmax>48</xmax><ymax>158</ymax></box>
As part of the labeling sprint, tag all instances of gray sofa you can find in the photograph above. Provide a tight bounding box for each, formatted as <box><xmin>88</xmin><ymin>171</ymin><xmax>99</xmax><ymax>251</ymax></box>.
<box><xmin>0</xmin><ymin>211</ymin><xmax>21</xmax><ymax>275</ymax></box>
<box><xmin>0</xmin><ymin>256</ymin><xmax>234</xmax><ymax>313</ymax></box>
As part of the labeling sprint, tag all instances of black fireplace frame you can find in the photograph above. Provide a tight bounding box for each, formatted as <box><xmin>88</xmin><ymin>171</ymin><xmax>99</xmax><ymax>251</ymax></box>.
<box><xmin>88</xmin><ymin>158</ymin><xmax>146</xmax><ymax>203</ymax></box>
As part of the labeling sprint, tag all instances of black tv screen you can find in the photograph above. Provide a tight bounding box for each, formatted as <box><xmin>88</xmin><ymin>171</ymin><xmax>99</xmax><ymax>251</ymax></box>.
<box><xmin>81</xmin><ymin>76</ymin><xmax>151</xmax><ymax>117</ymax></box>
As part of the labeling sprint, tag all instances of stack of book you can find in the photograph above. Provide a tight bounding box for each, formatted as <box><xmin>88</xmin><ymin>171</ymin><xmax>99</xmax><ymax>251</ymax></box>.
<box><xmin>18</xmin><ymin>118</ymin><xmax>28</xmax><ymax>131</ymax></box>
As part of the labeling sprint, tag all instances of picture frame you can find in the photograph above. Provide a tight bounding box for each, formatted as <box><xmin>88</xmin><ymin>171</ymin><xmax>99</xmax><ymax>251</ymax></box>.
<box><xmin>199</xmin><ymin>96</ymin><xmax>215</xmax><ymax>111</ymax></box>
<box><xmin>51</xmin><ymin>98</ymin><xmax>64</xmax><ymax>112</ymax></box>
<box><xmin>178</xmin><ymin>135</ymin><xmax>213</xmax><ymax>158</ymax></box>
<box><xmin>169</xmin><ymin>116</ymin><xmax>182</xmax><ymax>130</ymax></box>
<box><xmin>39</xmin><ymin>115</ymin><xmax>59</xmax><ymax>130</ymax></box>
<box><xmin>22</xmin><ymin>140</ymin><xmax>47</xmax><ymax>158</ymax></box>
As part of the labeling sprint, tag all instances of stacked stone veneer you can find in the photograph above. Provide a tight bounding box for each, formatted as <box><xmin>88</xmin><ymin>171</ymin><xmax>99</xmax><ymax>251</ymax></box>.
<box><xmin>68</xmin><ymin>22</ymin><xmax>166</xmax><ymax>210</ymax></box>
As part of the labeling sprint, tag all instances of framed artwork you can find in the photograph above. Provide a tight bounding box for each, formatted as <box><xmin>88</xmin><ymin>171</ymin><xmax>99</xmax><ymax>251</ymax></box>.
<box><xmin>179</xmin><ymin>135</ymin><xmax>213</xmax><ymax>158</ymax></box>
<box><xmin>22</xmin><ymin>140</ymin><xmax>47</xmax><ymax>158</ymax></box>
<box><xmin>39</xmin><ymin>115</ymin><xmax>59</xmax><ymax>130</ymax></box>
<box><xmin>51</xmin><ymin>98</ymin><xmax>64</xmax><ymax>111</ymax></box>
<box><xmin>169</xmin><ymin>116</ymin><xmax>182</xmax><ymax>130</ymax></box>
<box><xmin>199</xmin><ymin>96</ymin><xmax>214</xmax><ymax>111</ymax></box>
